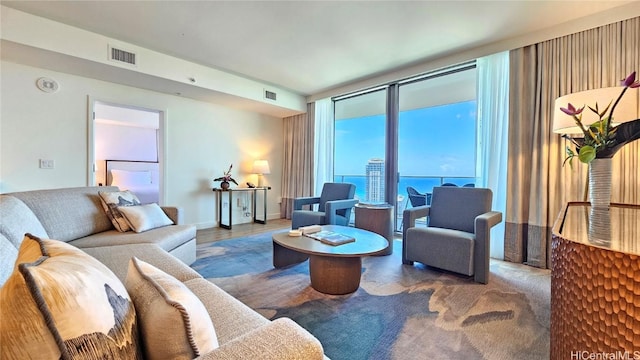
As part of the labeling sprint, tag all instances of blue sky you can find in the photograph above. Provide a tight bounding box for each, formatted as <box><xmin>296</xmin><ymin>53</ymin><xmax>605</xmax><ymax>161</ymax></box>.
<box><xmin>334</xmin><ymin>101</ymin><xmax>477</xmax><ymax>177</ymax></box>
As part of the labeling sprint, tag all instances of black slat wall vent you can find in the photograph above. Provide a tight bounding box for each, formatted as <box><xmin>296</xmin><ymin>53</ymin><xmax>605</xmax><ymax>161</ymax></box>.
<box><xmin>265</xmin><ymin>90</ymin><xmax>277</xmax><ymax>101</ymax></box>
<box><xmin>110</xmin><ymin>47</ymin><xmax>137</xmax><ymax>65</ymax></box>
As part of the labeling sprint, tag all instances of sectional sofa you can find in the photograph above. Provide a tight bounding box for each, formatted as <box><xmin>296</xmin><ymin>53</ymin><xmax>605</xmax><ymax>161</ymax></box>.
<box><xmin>0</xmin><ymin>186</ymin><xmax>324</xmax><ymax>359</ymax></box>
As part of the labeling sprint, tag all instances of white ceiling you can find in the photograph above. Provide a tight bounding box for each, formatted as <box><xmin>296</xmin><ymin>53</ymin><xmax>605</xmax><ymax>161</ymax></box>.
<box><xmin>1</xmin><ymin>0</ymin><xmax>636</xmax><ymax>97</ymax></box>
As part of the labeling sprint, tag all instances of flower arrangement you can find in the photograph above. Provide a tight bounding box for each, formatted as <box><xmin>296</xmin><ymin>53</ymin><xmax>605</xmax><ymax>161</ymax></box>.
<box><xmin>214</xmin><ymin>164</ymin><xmax>238</xmax><ymax>185</ymax></box>
<box><xmin>560</xmin><ymin>71</ymin><xmax>640</xmax><ymax>167</ymax></box>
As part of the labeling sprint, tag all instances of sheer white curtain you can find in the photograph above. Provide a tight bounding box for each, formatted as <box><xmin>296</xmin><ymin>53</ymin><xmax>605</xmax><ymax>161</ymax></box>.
<box><xmin>313</xmin><ymin>97</ymin><xmax>334</xmax><ymax>196</ymax></box>
<box><xmin>476</xmin><ymin>51</ymin><xmax>510</xmax><ymax>259</ymax></box>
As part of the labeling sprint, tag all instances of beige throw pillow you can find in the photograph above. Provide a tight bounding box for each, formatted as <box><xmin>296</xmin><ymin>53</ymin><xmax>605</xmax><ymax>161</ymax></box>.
<box><xmin>0</xmin><ymin>234</ymin><xmax>142</xmax><ymax>359</ymax></box>
<box><xmin>125</xmin><ymin>257</ymin><xmax>218</xmax><ymax>360</ymax></box>
<box><xmin>99</xmin><ymin>190</ymin><xmax>142</xmax><ymax>232</ymax></box>
<box><xmin>118</xmin><ymin>203</ymin><xmax>174</xmax><ymax>233</ymax></box>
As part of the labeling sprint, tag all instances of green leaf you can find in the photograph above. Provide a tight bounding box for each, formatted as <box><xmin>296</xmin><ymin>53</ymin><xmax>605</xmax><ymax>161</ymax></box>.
<box><xmin>562</xmin><ymin>155</ymin><xmax>573</xmax><ymax>168</ymax></box>
<box><xmin>578</xmin><ymin>145</ymin><xmax>596</xmax><ymax>163</ymax></box>
<box><xmin>589</xmin><ymin>119</ymin><xmax>608</xmax><ymax>134</ymax></box>
<box><xmin>563</xmin><ymin>146</ymin><xmax>575</xmax><ymax>168</ymax></box>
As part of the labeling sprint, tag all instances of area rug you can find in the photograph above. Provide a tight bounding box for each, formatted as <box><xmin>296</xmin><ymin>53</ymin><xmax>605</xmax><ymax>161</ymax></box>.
<box><xmin>192</xmin><ymin>231</ymin><xmax>551</xmax><ymax>360</ymax></box>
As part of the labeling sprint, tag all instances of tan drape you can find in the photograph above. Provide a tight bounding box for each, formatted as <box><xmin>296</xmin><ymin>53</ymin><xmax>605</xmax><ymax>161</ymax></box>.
<box><xmin>506</xmin><ymin>17</ymin><xmax>640</xmax><ymax>268</ymax></box>
<box><xmin>280</xmin><ymin>103</ymin><xmax>315</xmax><ymax>219</ymax></box>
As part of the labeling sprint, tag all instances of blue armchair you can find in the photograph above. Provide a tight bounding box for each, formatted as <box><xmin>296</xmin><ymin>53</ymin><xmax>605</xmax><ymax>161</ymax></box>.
<box><xmin>291</xmin><ymin>183</ymin><xmax>358</xmax><ymax>229</ymax></box>
<box><xmin>402</xmin><ymin>186</ymin><xmax>502</xmax><ymax>284</ymax></box>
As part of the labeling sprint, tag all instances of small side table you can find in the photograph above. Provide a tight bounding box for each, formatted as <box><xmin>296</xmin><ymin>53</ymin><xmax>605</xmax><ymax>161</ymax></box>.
<box><xmin>354</xmin><ymin>203</ymin><xmax>394</xmax><ymax>255</ymax></box>
<box><xmin>212</xmin><ymin>187</ymin><xmax>269</xmax><ymax>229</ymax></box>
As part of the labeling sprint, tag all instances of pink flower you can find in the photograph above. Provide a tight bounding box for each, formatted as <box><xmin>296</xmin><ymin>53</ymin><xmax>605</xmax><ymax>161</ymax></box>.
<box><xmin>560</xmin><ymin>103</ymin><xmax>584</xmax><ymax>116</ymax></box>
<box><xmin>621</xmin><ymin>71</ymin><xmax>640</xmax><ymax>88</ymax></box>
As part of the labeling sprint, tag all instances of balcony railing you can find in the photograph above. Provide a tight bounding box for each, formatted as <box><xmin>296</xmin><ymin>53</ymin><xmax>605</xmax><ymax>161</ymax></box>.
<box><xmin>333</xmin><ymin>174</ymin><xmax>477</xmax><ymax>232</ymax></box>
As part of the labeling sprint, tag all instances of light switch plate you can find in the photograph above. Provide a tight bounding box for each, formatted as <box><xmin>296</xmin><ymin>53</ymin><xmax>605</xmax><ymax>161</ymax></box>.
<box><xmin>39</xmin><ymin>159</ymin><xmax>54</xmax><ymax>169</ymax></box>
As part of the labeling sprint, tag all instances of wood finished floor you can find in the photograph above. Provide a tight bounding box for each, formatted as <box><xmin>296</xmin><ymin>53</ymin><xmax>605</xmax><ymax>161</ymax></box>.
<box><xmin>196</xmin><ymin>218</ymin><xmax>292</xmax><ymax>244</ymax></box>
<box><xmin>196</xmin><ymin>218</ymin><xmax>403</xmax><ymax>245</ymax></box>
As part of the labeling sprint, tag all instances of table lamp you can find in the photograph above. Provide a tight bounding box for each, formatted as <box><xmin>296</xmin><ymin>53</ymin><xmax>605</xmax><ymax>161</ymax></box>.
<box><xmin>553</xmin><ymin>86</ymin><xmax>638</xmax><ymax>134</ymax></box>
<box><xmin>553</xmin><ymin>85</ymin><xmax>639</xmax><ymax>205</ymax></box>
<box><xmin>252</xmin><ymin>160</ymin><xmax>270</xmax><ymax>187</ymax></box>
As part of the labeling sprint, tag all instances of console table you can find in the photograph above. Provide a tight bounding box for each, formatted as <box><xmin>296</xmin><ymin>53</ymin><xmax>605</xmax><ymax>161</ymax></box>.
<box><xmin>551</xmin><ymin>202</ymin><xmax>640</xmax><ymax>358</ymax></box>
<box><xmin>212</xmin><ymin>187</ymin><xmax>269</xmax><ymax>229</ymax></box>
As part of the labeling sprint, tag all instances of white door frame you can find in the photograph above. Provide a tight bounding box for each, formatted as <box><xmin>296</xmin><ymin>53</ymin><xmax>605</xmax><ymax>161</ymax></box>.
<box><xmin>87</xmin><ymin>96</ymin><xmax>168</xmax><ymax>204</ymax></box>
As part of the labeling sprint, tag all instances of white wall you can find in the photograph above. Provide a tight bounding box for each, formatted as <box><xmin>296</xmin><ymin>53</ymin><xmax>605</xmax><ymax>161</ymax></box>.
<box><xmin>0</xmin><ymin>61</ymin><xmax>284</xmax><ymax>229</ymax></box>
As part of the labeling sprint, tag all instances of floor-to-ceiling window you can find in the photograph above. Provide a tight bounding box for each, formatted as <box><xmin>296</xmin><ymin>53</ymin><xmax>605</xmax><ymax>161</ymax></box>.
<box><xmin>333</xmin><ymin>88</ymin><xmax>387</xmax><ymax>214</ymax></box>
<box><xmin>333</xmin><ymin>64</ymin><xmax>477</xmax><ymax>230</ymax></box>
<box><xmin>398</xmin><ymin>68</ymin><xmax>477</xmax><ymax>218</ymax></box>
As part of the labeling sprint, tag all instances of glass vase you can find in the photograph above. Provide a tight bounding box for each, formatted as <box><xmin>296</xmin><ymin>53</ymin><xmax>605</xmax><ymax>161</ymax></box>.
<box><xmin>588</xmin><ymin>158</ymin><xmax>612</xmax><ymax>209</ymax></box>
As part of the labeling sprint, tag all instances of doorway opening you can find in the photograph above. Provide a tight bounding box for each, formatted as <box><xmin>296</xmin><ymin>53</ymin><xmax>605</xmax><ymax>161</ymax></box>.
<box><xmin>88</xmin><ymin>99</ymin><xmax>166</xmax><ymax>204</ymax></box>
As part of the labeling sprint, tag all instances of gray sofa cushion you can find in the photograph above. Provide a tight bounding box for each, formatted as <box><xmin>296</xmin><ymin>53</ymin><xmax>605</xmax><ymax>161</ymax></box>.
<box><xmin>0</xmin><ymin>195</ymin><xmax>50</xmax><ymax>285</ymax></box>
<box><xmin>0</xmin><ymin>234</ymin><xmax>18</xmax><ymax>285</ymax></box>
<box><xmin>186</xmin><ymin>279</ymin><xmax>325</xmax><ymax>360</ymax></box>
<box><xmin>69</xmin><ymin>224</ymin><xmax>196</xmax><ymax>252</ymax></box>
<box><xmin>0</xmin><ymin>195</ymin><xmax>48</xmax><ymax>247</ymax></box>
<box><xmin>184</xmin><ymin>278</ymin><xmax>270</xmax><ymax>345</ymax></box>
<box><xmin>83</xmin><ymin>243</ymin><xmax>202</xmax><ymax>283</ymax></box>
<box><xmin>9</xmin><ymin>186</ymin><xmax>119</xmax><ymax>242</ymax></box>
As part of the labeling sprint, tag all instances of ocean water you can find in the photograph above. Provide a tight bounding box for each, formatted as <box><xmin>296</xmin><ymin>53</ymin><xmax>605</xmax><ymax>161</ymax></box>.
<box><xmin>334</xmin><ymin>175</ymin><xmax>475</xmax><ymax>202</ymax></box>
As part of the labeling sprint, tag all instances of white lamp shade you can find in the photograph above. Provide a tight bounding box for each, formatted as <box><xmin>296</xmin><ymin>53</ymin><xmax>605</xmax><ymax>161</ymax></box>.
<box><xmin>252</xmin><ymin>160</ymin><xmax>271</xmax><ymax>175</ymax></box>
<box><xmin>553</xmin><ymin>86</ymin><xmax>639</xmax><ymax>134</ymax></box>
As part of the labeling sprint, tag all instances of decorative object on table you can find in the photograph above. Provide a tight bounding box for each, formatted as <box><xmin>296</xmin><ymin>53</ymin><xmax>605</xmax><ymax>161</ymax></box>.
<box><xmin>298</xmin><ymin>225</ymin><xmax>322</xmax><ymax>234</ymax></box>
<box><xmin>213</xmin><ymin>164</ymin><xmax>238</xmax><ymax>190</ymax></box>
<box><xmin>288</xmin><ymin>229</ymin><xmax>302</xmax><ymax>237</ymax></box>
<box><xmin>305</xmin><ymin>230</ymin><xmax>355</xmax><ymax>246</ymax></box>
<box><xmin>553</xmin><ymin>71</ymin><xmax>640</xmax><ymax>208</ymax></box>
<box><xmin>588</xmin><ymin>207</ymin><xmax>611</xmax><ymax>247</ymax></box>
<box><xmin>251</xmin><ymin>160</ymin><xmax>270</xmax><ymax>187</ymax></box>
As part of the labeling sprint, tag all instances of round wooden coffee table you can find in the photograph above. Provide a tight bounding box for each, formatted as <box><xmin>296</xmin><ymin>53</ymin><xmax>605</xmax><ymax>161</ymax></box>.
<box><xmin>272</xmin><ymin>225</ymin><xmax>388</xmax><ymax>295</ymax></box>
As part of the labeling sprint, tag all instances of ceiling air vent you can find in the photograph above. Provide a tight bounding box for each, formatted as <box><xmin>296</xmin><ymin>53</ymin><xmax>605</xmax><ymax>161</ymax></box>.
<box><xmin>108</xmin><ymin>45</ymin><xmax>137</xmax><ymax>66</ymax></box>
<box><xmin>264</xmin><ymin>90</ymin><xmax>277</xmax><ymax>101</ymax></box>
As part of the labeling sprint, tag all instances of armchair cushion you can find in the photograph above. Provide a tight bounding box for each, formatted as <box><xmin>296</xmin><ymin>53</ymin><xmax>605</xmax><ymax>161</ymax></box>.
<box><xmin>318</xmin><ymin>183</ymin><xmax>356</xmax><ymax>218</ymax></box>
<box><xmin>428</xmin><ymin>187</ymin><xmax>492</xmax><ymax>233</ymax></box>
<box><xmin>292</xmin><ymin>211</ymin><xmax>328</xmax><ymax>229</ymax></box>
<box><xmin>291</xmin><ymin>183</ymin><xmax>357</xmax><ymax>229</ymax></box>
<box><xmin>406</xmin><ymin>227</ymin><xmax>475</xmax><ymax>276</ymax></box>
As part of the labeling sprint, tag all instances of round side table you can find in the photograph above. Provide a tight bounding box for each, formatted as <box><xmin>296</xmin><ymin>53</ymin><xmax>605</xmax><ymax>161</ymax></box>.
<box><xmin>354</xmin><ymin>203</ymin><xmax>394</xmax><ymax>255</ymax></box>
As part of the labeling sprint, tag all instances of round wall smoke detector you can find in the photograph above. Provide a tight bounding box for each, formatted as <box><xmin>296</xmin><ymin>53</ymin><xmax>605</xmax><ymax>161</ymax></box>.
<box><xmin>36</xmin><ymin>77</ymin><xmax>60</xmax><ymax>93</ymax></box>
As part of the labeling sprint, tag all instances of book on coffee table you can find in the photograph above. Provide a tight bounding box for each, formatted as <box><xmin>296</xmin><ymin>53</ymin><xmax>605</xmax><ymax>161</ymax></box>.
<box><xmin>306</xmin><ymin>230</ymin><xmax>355</xmax><ymax>246</ymax></box>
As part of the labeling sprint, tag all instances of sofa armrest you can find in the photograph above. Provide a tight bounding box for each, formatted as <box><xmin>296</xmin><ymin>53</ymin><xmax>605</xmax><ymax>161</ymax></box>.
<box><xmin>196</xmin><ymin>318</ymin><xmax>324</xmax><ymax>360</ymax></box>
<box><xmin>161</xmin><ymin>206</ymin><xmax>184</xmax><ymax>225</ymax></box>
<box><xmin>473</xmin><ymin>211</ymin><xmax>503</xmax><ymax>284</ymax></box>
<box><xmin>293</xmin><ymin>196</ymin><xmax>321</xmax><ymax>211</ymax></box>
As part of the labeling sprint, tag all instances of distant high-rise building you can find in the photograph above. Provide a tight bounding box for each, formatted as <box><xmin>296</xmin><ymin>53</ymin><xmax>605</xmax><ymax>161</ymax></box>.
<box><xmin>365</xmin><ymin>158</ymin><xmax>385</xmax><ymax>202</ymax></box>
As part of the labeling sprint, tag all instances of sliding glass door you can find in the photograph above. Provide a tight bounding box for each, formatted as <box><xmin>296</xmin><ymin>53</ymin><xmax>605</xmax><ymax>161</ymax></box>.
<box><xmin>334</xmin><ymin>89</ymin><xmax>387</xmax><ymax>220</ymax></box>
<box><xmin>333</xmin><ymin>65</ymin><xmax>477</xmax><ymax>230</ymax></box>
<box><xmin>398</xmin><ymin>69</ymin><xmax>477</xmax><ymax>216</ymax></box>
